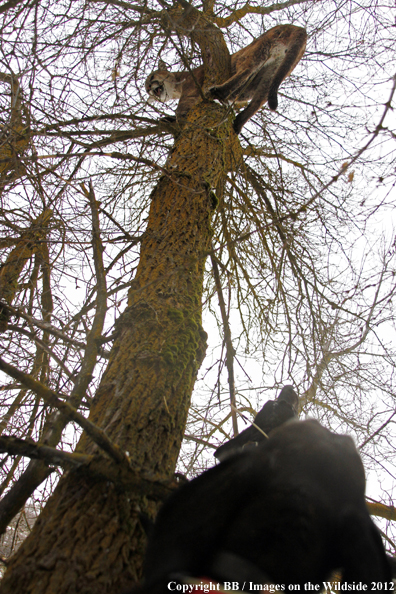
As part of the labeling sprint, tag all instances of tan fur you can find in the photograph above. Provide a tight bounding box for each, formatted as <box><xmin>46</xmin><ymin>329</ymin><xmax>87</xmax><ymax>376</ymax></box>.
<box><xmin>145</xmin><ymin>24</ymin><xmax>307</xmax><ymax>133</ymax></box>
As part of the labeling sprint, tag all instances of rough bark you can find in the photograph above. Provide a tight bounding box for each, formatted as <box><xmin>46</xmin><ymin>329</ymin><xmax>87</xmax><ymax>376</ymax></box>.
<box><xmin>0</xmin><ymin>209</ymin><xmax>52</xmax><ymax>331</ymax></box>
<box><xmin>0</xmin><ymin>98</ymin><xmax>242</xmax><ymax>593</ymax></box>
<box><xmin>0</xmin><ymin>72</ymin><xmax>29</xmax><ymax>184</ymax></box>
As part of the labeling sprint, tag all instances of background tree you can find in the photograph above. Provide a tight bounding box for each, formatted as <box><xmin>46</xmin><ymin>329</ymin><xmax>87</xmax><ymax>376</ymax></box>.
<box><xmin>0</xmin><ymin>0</ymin><xmax>395</xmax><ymax>592</ymax></box>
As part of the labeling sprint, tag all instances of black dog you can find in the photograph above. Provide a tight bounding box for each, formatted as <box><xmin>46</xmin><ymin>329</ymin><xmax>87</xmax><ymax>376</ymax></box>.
<box><xmin>214</xmin><ymin>385</ymin><xmax>299</xmax><ymax>461</ymax></box>
<box><xmin>137</xmin><ymin>420</ymin><xmax>390</xmax><ymax>593</ymax></box>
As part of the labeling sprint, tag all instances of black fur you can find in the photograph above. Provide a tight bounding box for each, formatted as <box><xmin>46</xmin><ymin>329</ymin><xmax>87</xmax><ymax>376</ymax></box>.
<box><xmin>133</xmin><ymin>420</ymin><xmax>391</xmax><ymax>593</ymax></box>
<box><xmin>214</xmin><ymin>385</ymin><xmax>299</xmax><ymax>461</ymax></box>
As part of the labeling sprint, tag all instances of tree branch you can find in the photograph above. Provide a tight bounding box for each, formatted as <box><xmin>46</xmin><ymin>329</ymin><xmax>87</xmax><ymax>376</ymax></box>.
<box><xmin>367</xmin><ymin>501</ymin><xmax>396</xmax><ymax>522</ymax></box>
<box><xmin>160</xmin><ymin>0</ymin><xmax>232</xmax><ymax>86</ymax></box>
<box><xmin>0</xmin><ymin>436</ymin><xmax>90</xmax><ymax>468</ymax></box>
<box><xmin>211</xmin><ymin>252</ymin><xmax>238</xmax><ymax>436</ymax></box>
<box><xmin>0</xmin><ymin>0</ymin><xmax>29</xmax><ymax>15</ymax></box>
<box><xmin>212</xmin><ymin>0</ymin><xmax>310</xmax><ymax>28</ymax></box>
<box><xmin>0</xmin><ymin>301</ymin><xmax>110</xmax><ymax>359</ymax></box>
<box><xmin>0</xmin><ymin>436</ymin><xmax>179</xmax><ymax>501</ymax></box>
<box><xmin>277</xmin><ymin>75</ymin><xmax>396</xmax><ymax>225</ymax></box>
<box><xmin>0</xmin><ymin>357</ymin><xmax>127</xmax><ymax>464</ymax></box>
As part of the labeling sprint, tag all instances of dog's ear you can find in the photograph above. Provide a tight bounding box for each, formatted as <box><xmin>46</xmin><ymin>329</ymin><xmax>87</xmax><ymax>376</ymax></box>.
<box><xmin>158</xmin><ymin>59</ymin><xmax>169</xmax><ymax>71</ymax></box>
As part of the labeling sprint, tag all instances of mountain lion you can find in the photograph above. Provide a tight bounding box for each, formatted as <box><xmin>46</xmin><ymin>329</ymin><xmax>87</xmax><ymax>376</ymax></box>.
<box><xmin>145</xmin><ymin>24</ymin><xmax>307</xmax><ymax>134</ymax></box>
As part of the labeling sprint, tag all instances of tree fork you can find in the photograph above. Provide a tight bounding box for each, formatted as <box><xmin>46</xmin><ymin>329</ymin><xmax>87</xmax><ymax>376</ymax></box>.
<box><xmin>1</xmin><ymin>100</ymin><xmax>242</xmax><ymax>593</ymax></box>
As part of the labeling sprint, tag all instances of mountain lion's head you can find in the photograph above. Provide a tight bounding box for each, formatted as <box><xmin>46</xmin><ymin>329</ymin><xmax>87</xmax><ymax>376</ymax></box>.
<box><xmin>145</xmin><ymin>70</ymin><xmax>183</xmax><ymax>104</ymax></box>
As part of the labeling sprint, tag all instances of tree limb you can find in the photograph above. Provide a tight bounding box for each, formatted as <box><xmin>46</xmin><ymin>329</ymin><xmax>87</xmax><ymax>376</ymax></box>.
<box><xmin>211</xmin><ymin>252</ymin><xmax>238</xmax><ymax>436</ymax></box>
<box><xmin>0</xmin><ymin>357</ymin><xmax>127</xmax><ymax>464</ymax></box>
<box><xmin>0</xmin><ymin>436</ymin><xmax>90</xmax><ymax>468</ymax></box>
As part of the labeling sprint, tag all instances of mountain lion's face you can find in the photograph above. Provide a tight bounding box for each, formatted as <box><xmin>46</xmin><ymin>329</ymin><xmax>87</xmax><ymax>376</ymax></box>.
<box><xmin>144</xmin><ymin>24</ymin><xmax>307</xmax><ymax>133</ymax></box>
<box><xmin>145</xmin><ymin>71</ymin><xmax>182</xmax><ymax>103</ymax></box>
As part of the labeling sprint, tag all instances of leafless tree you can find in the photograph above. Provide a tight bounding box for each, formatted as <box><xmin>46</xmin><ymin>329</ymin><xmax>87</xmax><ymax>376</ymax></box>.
<box><xmin>0</xmin><ymin>0</ymin><xmax>394</xmax><ymax>591</ymax></box>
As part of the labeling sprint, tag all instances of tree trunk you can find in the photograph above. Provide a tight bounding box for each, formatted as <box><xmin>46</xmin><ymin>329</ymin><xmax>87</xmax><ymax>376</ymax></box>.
<box><xmin>0</xmin><ymin>101</ymin><xmax>242</xmax><ymax>594</ymax></box>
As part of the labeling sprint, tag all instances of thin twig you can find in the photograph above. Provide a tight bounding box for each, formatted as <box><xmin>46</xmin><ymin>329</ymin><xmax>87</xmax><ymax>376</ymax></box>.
<box><xmin>0</xmin><ymin>357</ymin><xmax>127</xmax><ymax>464</ymax></box>
<box><xmin>0</xmin><ymin>301</ymin><xmax>110</xmax><ymax>359</ymax></box>
<box><xmin>211</xmin><ymin>251</ymin><xmax>238</xmax><ymax>436</ymax></box>
<box><xmin>231</xmin><ymin>404</ymin><xmax>269</xmax><ymax>439</ymax></box>
<box><xmin>277</xmin><ymin>75</ymin><xmax>396</xmax><ymax>223</ymax></box>
<box><xmin>7</xmin><ymin>324</ymin><xmax>76</xmax><ymax>380</ymax></box>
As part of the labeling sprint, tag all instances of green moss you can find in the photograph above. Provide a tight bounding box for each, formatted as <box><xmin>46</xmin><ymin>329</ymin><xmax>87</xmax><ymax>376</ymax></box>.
<box><xmin>167</xmin><ymin>308</ymin><xmax>184</xmax><ymax>323</ymax></box>
<box><xmin>163</xmin><ymin>307</ymin><xmax>204</xmax><ymax>375</ymax></box>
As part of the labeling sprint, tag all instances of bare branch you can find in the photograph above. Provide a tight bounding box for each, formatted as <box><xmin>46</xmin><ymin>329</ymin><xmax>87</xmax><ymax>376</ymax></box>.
<box><xmin>0</xmin><ymin>357</ymin><xmax>127</xmax><ymax>465</ymax></box>
<box><xmin>0</xmin><ymin>436</ymin><xmax>90</xmax><ymax>468</ymax></box>
<box><xmin>211</xmin><ymin>251</ymin><xmax>238</xmax><ymax>436</ymax></box>
<box><xmin>212</xmin><ymin>0</ymin><xmax>312</xmax><ymax>28</ymax></box>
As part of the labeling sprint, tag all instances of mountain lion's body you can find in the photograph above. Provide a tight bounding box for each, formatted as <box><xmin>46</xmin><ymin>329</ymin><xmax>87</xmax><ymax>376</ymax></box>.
<box><xmin>145</xmin><ymin>24</ymin><xmax>307</xmax><ymax>133</ymax></box>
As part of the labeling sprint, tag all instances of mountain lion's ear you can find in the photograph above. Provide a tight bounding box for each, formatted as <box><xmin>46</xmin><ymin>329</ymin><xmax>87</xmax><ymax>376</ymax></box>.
<box><xmin>158</xmin><ymin>59</ymin><xmax>169</xmax><ymax>71</ymax></box>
